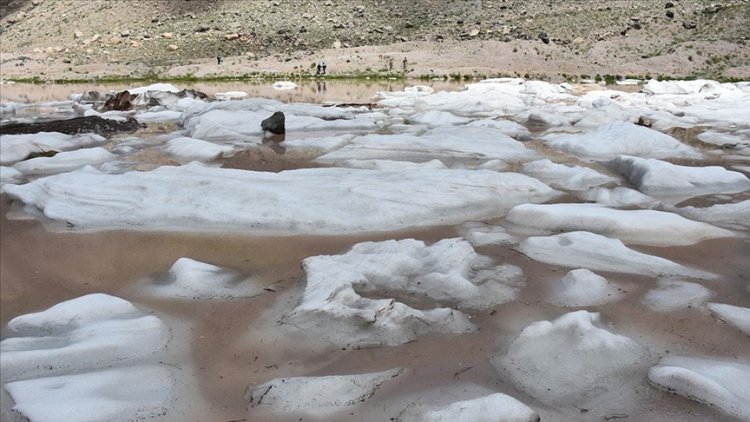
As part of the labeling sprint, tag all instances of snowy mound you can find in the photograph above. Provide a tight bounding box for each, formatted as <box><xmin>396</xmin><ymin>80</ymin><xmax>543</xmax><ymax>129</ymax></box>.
<box><xmin>641</xmin><ymin>279</ymin><xmax>713</xmax><ymax>312</ymax></box>
<box><xmin>520</xmin><ymin>159</ymin><xmax>617</xmax><ymax>191</ymax></box>
<box><xmin>0</xmin><ymin>132</ymin><xmax>107</xmax><ymax>165</ymax></box>
<box><xmin>493</xmin><ymin>310</ymin><xmax>646</xmax><ymax>405</ymax></box>
<box><xmin>0</xmin><ymin>293</ymin><xmax>171</xmax><ymax>381</ymax></box>
<box><xmin>246</xmin><ymin>368</ymin><xmax>402</xmax><ymax>417</ymax></box>
<box><xmin>666</xmin><ymin>200</ymin><xmax>750</xmax><ymax>231</ymax></box>
<box><xmin>164</xmin><ymin>136</ymin><xmax>234</xmax><ymax>163</ymax></box>
<box><xmin>147</xmin><ymin>257</ymin><xmax>263</xmax><ymax>299</ymax></box>
<box><xmin>5</xmin><ymin>365</ymin><xmax>175</xmax><ymax>422</ymax></box>
<box><xmin>467</xmin><ymin>119</ymin><xmax>532</xmax><ymax>141</ymax></box>
<box><xmin>457</xmin><ymin>222</ymin><xmax>516</xmax><ymax>247</ymax></box>
<box><xmin>127</xmin><ymin>83</ymin><xmax>180</xmax><ymax>95</ymax></box>
<box><xmin>608</xmin><ymin>155</ymin><xmax>750</xmax><ymax>199</ymax></box>
<box><xmin>398</xmin><ymin>393</ymin><xmax>539</xmax><ymax>422</ymax></box>
<box><xmin>1</xmin><ymin>294</ymin><xmax>180</xmax><ymax>422</ymax></box>
<box><xmin>13</xmin><ymin>147</ymin><xmax>117</xmax><ymax>175</ymax></box>
<box><xmin>316</xmin><ymin>126</ymin><xmax>539</xmax><ymax>166</ymax></box>
<box><xmin>707</xmin><ymin>303</ymin><xmax>750</xmax><ymax>335</ymax></box>
<box><xmin>286</xmin><ymin>238</ymin><xmax>524</xmax><ymax>346</ymax></box>
<box><xmin>4</xmin><ymin>164</ymin><xmax>559</xmax><ymax>234</ymax></box>
<box><xmin>516</xmin><ymin>231</ymin><xmax>716</xmax><ymax>279</ymax></box>
<box><xmin>578</xmin><ymin>187</ymin><xmax>655</xmax><ymax>208</ymax></box>
<box><xmin>648</xmin><ymin>356</ymin><xmax>750</xmax><ymax>420</ymax></box>
<box><xmin>505</xmin><ymin>203</ymin><xmax>734</xmax><ymax>246</ymax></box>
<box><xmin>547</xmin><ymin>269</ymin><xmax>621</xmax><ymax>307</ymax></box>
<box><xmin>542</xmin><ymin>122</ymin><xmax>701</xmax><ymax>160</ymax></box>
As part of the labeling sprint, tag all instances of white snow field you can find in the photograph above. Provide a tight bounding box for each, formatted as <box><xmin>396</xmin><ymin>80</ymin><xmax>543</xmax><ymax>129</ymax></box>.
<box><xmin>649</xmin><ymin>356</ymin><xmax>750</xmax><ymax>420</ymax></box>
<box><xmin>315</xmin><ymin>126</ymin><xmax>539</xmax><ymax>166</ymax></box>
<box><xmin>0</xmin><ymin>294</ymin><xmax>184</xmax><ymax>422</ymax></box>
<box><xmin>662</xmin><ymin>200</ymin><xmax>750</xmax><ymax>230</ymax></box>
<box><xmin>505</xmin><ymin>203</ymin><xmax>735</xmax><ymax>246</ymax></box>
<box><xmin>3</xmin><ymin>163</ymin><xmax>559</xmax><ymax>233</ymax></box>
<box><xmin>516</xmin><ymin>231</ymin><xmax>717</xmax><ymax>279</ymax></box>
<box><xmin>163</xmin><ymin>136</ymin><xmax>234</xmax><ymax>163</ymax></box>
<box><xmin>246</xmin><ymin>368</ymin><xmax>403</xmax><ymax>417</ymax></box>
<box><xmin>493</xmin><ymin>311</ymin><xmax>646</xmax><ymax>406</ymax></box>
<box><xmin>285</xmin><ymin>238</ymin><xmax>523</xmax><ymax>346</ymax></box>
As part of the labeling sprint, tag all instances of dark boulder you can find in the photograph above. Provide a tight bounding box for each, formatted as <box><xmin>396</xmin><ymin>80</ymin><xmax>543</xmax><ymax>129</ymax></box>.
<box><xmin>683</xmin><ymin>20</ymin><xmax>697</xmax><ymax>29</ymax></box>
<box><xmin>666</xmin><ymin>10</ymin><xmax>675</xmax><ymax>19</ymax></box>
<box><xmin>0</xmin><ymin>116</ymin><xmax>142</xmax><ymax>136</ymax></box>
<box><xmin>538</xmin><ymin>31</ymin><xmax>550</xmax><ymax>44</ymax></box>
<box><xmin>664</xmin><ymin>2</ymin><xmax>674</xmax><ymax>8</ymax></box>
<box><xmin>261</xmin><ymin>111</ymin><xmax>286</xmax><ymax>134</ymax></box>
<box><xmin>101</xmin><ymin>90</ymin><xmax>136</xmax><ymax>111</ymax></box>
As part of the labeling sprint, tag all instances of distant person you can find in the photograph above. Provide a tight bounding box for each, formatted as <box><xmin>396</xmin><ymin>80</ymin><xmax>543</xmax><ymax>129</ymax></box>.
<box><xmin>321</xmin><ymin>62</ymin><xmax>327</xmax><ymax>74</ymax></box>
<box><xmin>388</xmin><ymin>58</ymin><xmax>393</xmax><ymax>71</ymax></box>
<box><xmin>402</xmin><ymin>57</ymin><xmax>407</xmax><ymax>71</ymax></box>
<box><xmin>217</xmin><ymin>54</ymin><xmax>222</xmax><ymax>65</ymax></box>
<box><xmin>316</xmin><ymin>62</ymin><xmax>321</xmax><ymax>74</ymax></box>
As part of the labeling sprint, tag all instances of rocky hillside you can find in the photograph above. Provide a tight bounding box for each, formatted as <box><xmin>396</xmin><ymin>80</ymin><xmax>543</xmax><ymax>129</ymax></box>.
<box><xmin>1</xmin><ymin>0</ymin><xmax>749</xmax><ymax>80</ymax></box>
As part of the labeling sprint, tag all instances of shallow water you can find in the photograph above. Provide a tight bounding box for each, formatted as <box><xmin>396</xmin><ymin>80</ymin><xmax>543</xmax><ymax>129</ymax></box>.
<box><xmin>1</xmin><ymin>80</ymin><xmax>749</xmax><ymax>422</ymax></box>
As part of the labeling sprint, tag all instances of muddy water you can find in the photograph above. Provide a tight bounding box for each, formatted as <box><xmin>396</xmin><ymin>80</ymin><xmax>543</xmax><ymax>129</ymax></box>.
<box><xmin>1</xmin><ymin>82</ymin><xmax>749</xmax><ymax>421</ymax></box>
<box><xmin>0</xmin><ymin>79</ymin><xmax>463</xmax><ymax>105</ymax></box>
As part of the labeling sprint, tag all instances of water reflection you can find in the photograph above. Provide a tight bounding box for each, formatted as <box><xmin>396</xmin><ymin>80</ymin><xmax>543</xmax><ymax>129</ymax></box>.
<box><xmin>0</xmin><ymin>79</ymin><xmax>466</xmax><ymax>104</ymax></box>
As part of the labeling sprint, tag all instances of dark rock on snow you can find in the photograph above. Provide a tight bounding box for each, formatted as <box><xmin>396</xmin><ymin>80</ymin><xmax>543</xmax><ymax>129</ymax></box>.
<box><xmin>261</xmin><ymin>111</ymin><xmax>286</xmax><ymax>134</ymax></box>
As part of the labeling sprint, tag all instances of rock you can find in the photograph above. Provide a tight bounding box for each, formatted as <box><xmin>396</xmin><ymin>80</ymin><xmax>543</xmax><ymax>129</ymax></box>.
<box><xmin>120</xmin><ymin>30</ymin><xmax>130</xmax><ymax>37</ymax></box>
<box><xmin>261</xmin><ymin>111</ymin><xmax>286</xmax><ymax>134</ymax></box>
<box><xmin>664</xmin><ymin>2</ymin><xmax>674</xmax><ymax>8</ymax></box>
<box><xmin>538</xmin><ymin>31</ymin><xmax>549</xmax><ymax>44</ymax></box>
<box><xmin>683</xmin><ymin>20</ymin><xmax>697</xmax><ymax>29</ymax></box>
<box><xmin>161</xmin><ymin>32</ymin><xmax>174</xmax><ymax>38</ymax></box>
<box><xmin>666</xmin><ymin>10</ymin><xmax>675</xmax><ymax>18</ymax></box>
<box><xmin>636</xmin><ymin>116</ymin><xmax>653</xmax><ymax>127</ymax></box>
<box><xmin>469</xmin><ymin>28</ymin><xmax>480</xmax><ymax>37</ymax></box>
<box><xmin>224</xmin><ymin>32</ymin><xmax>240</xmax><ymax>40</ymax></box>
<box><xmin>90</xmin><ymin>34</ymin><xmax>100</xmax><ymax>42</ymax></box>
<box><xmin>0</xmin><ymin>116</ymin><xmax>141</xmax><ymax>136</ymax></box>
<box><xmin>31</xmin><ymin>0</ymin><xmax>42</xmax><ymax>6</ymax></box>
<box><xmin>167</xmin><ymin>44</ymin><xmax>178</xmax><ymax>51</ymax></box>
<box><xmin>703</xmin><ymin>4</ymin><xmax>724</xmax><ymax>14</ymax></box>
<box><xmin>332</xmin><ymin>39</ymin><xmax>342</xmax><ymax>48</ymax></box>
<box><xmin>101</xmin><ymin>90</ymin><xmax>136</xmax><ymax>111</ymax></box>
<box><xmin>73</xmin><ymin>30</ymin><xmax>83</xmax><ymax>39</ymax></box>
<box><xmin>195</xmin><ymin>26</ymin><xmax>210</xmax><ymax>33</ymax></box>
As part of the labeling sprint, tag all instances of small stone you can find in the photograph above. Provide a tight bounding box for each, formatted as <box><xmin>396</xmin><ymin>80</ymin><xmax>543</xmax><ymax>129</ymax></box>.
<box><xmin>332</xmin><ymin>40</ymin><xmax>342</xmax><ymax>48</ymax></box>
<box><xmin>666</xmin><ymin>10</ymin><xmax>675</xmax><ymax>18</ymax></box>
<box><xmin>261</xmin><ymin>111</ymin><xmax>285</xmax><ymax>134</ymax></box>
<box><xmin>538</xmin><ymin>31</ymin><xmax>550</xmax><ymax>44</ymax></box>
<box><xmin>225</xmin><ymin>33</ymin><xmax>240</xmax><ymax>40</ymax></box>
<box><xmin>469</xmin><ymin>28</ymin><xmax>480</xmax><ymax>37</ymax></box>
<box><xmin>683</xmin><ymin>20</ymin><xmax>697</xmax><ymax>29</ymax></box>
<box><xmin>120</xmin><ymin>30</ymin><xmax>130</xmax><ymax>37</ymax></box>
<box><xmin>90</xmin><ymin>34</ymin><xmax>100</xmax><ymax>42</ymax></box>
<box><xmin>665</xmin><ymin>2</ymin><xmax>674</xmax><ymax>8</ymax></box>
<box><xmin>162</xmin><ymin>32</ymin><xmax>174</xmax><ymax>39</ymax></box>
<box><xmin>74</xmin><ymin>31</ymin><xmax>83</xmax><ymax>39</ymax></box>
<box><xmin>167</xmin><ymin>44</ymin><xmax>178</xmax><ymax>51</ymax></box>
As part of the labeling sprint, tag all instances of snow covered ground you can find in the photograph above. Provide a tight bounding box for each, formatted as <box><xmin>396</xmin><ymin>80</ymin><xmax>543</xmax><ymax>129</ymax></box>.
<box><xmin>1</xmin><ymin>78</ymin><xmax>749</xmax><ymax>421</ymax></box>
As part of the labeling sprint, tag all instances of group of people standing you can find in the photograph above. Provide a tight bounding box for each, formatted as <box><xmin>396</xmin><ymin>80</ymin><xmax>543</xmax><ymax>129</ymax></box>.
<box><xmin>315</xmin><ymin>62</ymin><xmax>327</xmax><ymax>74</ymax></box>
